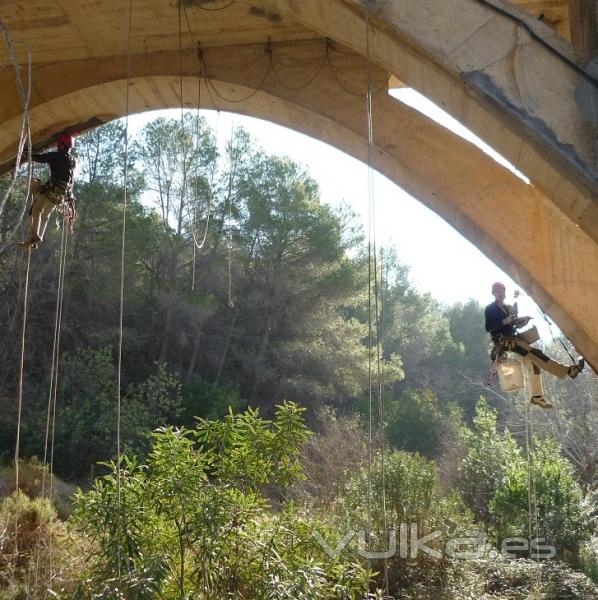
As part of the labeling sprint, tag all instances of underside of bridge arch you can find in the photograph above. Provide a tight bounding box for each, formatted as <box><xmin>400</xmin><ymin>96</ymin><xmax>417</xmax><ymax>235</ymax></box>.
<box><xmin>0</xmin><ymin>0</ymin><xmax>596</xmax><ymax>371</ymax></box>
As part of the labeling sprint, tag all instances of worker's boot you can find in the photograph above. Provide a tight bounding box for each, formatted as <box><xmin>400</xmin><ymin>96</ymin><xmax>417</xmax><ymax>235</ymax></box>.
<box><xmin>568</xmin><ymin>358</ymin><xmax>585</xmax><ymax>379</ymax></box>
<box><xmin>530</xmin><ymin>395</ymin><xmax>553</xmax><ymax>409</ymax></box>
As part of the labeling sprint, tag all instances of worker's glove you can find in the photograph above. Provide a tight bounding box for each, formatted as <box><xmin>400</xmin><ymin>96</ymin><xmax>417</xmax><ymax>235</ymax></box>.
<box><xmin>501</xmin><ymin>314</ymin><xmax>514</xmax><ymax>325</ymax></box>
<box><xmin>514</xmin><ymin>316</ymin><xmax>531</xmax><ymax>328</ymax></box>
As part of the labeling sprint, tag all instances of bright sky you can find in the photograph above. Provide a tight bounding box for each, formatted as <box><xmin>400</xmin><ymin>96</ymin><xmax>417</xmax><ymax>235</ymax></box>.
<box><xmin>127</xmin><ymin>88</ymin><xmax>557</xmax><ymax>338</ymax></box>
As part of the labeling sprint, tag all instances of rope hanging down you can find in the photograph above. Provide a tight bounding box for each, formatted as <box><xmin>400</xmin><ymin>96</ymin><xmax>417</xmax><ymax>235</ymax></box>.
<box><xmin>364</xmin><ymin>2</ymin><xmax>390</xmax><ymax>596</ymax></box>
<box><xmin>35</xmin><ymin>216</ymin><xmax>69</xmax><ymax>588</ymax></box>
<box><xmin>4</xmin><ymin>13</ymin><xmax>36</xmax><ymax>581</ymax></box>
<box><xmin>523</xmin><ymin>398</ymin><xmax>543</xmax><ymax>594</ymax></box>
<box><xmin>194</xmin><ymin>36</ymin><xmax>387</xmax><ymax>106</ymax></box>
<box><xmin>115</xmin><ymin>0</ymin><xmax>134</xmax><ymax>582</ymax></box>
<box><xmin>181</xmin><ymin>3</ymin><xmax>214</xmax><ymax>292</ymax></box>
<box><xmin>0</xmin><ymin>18</ymin><xmax>35</xmax><ymax>251</ymax></box>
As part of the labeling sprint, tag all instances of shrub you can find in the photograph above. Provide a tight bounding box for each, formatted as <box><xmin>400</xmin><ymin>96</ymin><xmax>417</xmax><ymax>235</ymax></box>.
<box><xmin>457</xmin><ymin>399</ymin><xmax>521</xmax><ymax>526</ymax></box>
<box><xmin>71</xmin><ymin>402</ymin><xmax>372</xmax><ymax>598</ymax></box>
<box><xmin>0</xmin><ymin>492</ymin><xmax>84</xmax><ymax>599</ymax></box>
<box><xmin>491</xmin><ymin>439</ymin><xmax>592</xmax><ymax>563</ymax></box>
<box><xmin>338</xmin><ymin>449</ymin><xmax>473</xmax><ymax>595</ymax></box>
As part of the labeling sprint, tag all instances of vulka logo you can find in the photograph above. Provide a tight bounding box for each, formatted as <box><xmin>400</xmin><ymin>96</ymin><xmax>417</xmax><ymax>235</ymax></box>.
<box><xmin>312</xmin><ymin>526</ymin><xmax>556</xmax><ymax>561</ymax></box>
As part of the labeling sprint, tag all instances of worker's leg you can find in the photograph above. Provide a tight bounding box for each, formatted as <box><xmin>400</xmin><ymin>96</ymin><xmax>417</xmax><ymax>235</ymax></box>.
<box><xmin>30</xmin><ymin>191</ymin><xmax>57</xmax><ymax>242</ymax></box>
<box><xmin>526</xmin><ymin>358</ymin><xmax>544</xmax><ymax>397</ymax></box>
<box><xmin>525</xmin><ymin>356</ymin><xmax>553</xmax><ymax>408</ymax></box>
<box><xmin>511</xmin><ymin>337</ymin><xmax>569</xmax><ymax>378</ymax></box>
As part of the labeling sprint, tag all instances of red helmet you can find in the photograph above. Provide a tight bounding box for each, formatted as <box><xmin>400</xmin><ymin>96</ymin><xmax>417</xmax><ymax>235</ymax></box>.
<box><xmin>56</xmin><ymin>133</ymin><xmax>75</xmax><ymax>149</ymax></box>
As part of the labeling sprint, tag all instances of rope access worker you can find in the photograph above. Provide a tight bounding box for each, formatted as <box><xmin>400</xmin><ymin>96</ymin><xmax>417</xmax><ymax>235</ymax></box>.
<box><xmin>484</xmin><ymin>281</ymin><xmax>584</xmax><ymax>409</ymax></box>
<box><xmin>17</xmin><ymin>133</ymin><xmax>77</xmax><ymax>249</ymax></box>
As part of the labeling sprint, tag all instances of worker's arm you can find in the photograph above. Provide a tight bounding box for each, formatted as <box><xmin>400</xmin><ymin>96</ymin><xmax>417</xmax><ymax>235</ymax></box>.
<box><xmin>18</xmin><ymin>151</ymin><xmax>61</xmax><ymax>166</ymax></box>
<box><xmin>30</xmin><ymin>152</ymin><xmax>60</xmax><ymax>166</ymax></box>
<box><xmin>485</xmin><ymin>303</ymin><xmax>515</xmax><ymax>334</ymax></box>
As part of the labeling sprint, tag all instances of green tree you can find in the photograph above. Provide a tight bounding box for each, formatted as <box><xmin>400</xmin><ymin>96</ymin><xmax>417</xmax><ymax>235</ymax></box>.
<box><xmin>385</xmin><ymin>388</ymin><xmax>445</xmax><ymax>457</ymax></box>
<box><xmin>457</xmin><ymin>399</ymin><xmax>521</xmax><ymax>526</ymax></box>
<box><xmin>491</xmin><ymin>438</ymin><xmax>592</xmax><ymax>562</ymax></box>
<box><xmin>379</xmin><ymin>253</ymin><xmax>463</xmax><ymax>402</ymax></box>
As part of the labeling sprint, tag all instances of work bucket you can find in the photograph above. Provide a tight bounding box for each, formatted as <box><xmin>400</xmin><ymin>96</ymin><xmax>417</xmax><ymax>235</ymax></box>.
<box><xmin>519</xmin><ymin>326</ymin><xmax>540</xmax><ymax>344</ymax></box>
<box><xmin>497</xmin><ymin>360</ymin><xmax>524</xmax><ymax>392</ymax></box>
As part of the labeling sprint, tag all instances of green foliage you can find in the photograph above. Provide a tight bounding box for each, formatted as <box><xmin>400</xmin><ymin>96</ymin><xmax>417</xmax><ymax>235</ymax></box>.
<box><xmin>180</xmin><ymin>379</ymin><xmax>244</xmax><ymax>423</ymax></box>
<box><xmin>444</xmin><ymin>556</ymin><xmax>598</xmax><ymax>600</ymax></box>
<box><xmin>385</xmin><ymin>389</ymin><xmax>445</xmax><ymax>457</ymax></box>
<box><xmin>27</xmin><ymin>348</ymin><xmax>183</xmax><ymax>479</ymax></box>
<box><xmin>343</xmin><ymin>450</ymin><xmax>470</xmax><ymax>536</ymax></box>
<box><xmin>580</xmin><ymin>537</ymin><xmax>598</xmax><ymax>584</ymax></box>
<box><xmin>195</xmin><ymin>402</ymin><xmax>311</xmax><ymax>490</ymax></box>
<box><xmin>457</xmin><ymin>399</ymin><xmax>521</xmax><ymax>526</ymax></box>
<box><xmin>72</xmin><ymin>403</ymin><xmax>370</xmax><ymax>598</ymax></box>
<box><xmin>0</xmin><ymin>491</ymin><xmax>83</xmax><ymax>599</ymax></box>
<box><xmin>491</xmin><ymin>438</ymin><xmax>592</xmax><ymax>561</ymax></box>
<box><xmin>458</xmin><ymin>400</ymin><xmax>592</xmax><ymax>563</ymax></box>
<box><xmin>338</xmin><ymin>449</ymin><xmax>472</xmax><ymax>595</ymax></box>
<box><xmin>381</xmin><ymin>254</ymin><xmax>462</xmax><ymax>395</ymax></box>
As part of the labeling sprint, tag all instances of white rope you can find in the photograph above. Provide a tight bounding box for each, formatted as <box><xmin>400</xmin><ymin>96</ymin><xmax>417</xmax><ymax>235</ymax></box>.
<box><xmin>226</xmin><ymin>121</ymin><xmax>235</xmax><ymax>308</ymax></box>
<box><xmin>2</xmin><ymin>14</ymin><xmax>36</xmax><ymax>584</ymax></box>
<box><xmin>34</xmin><ymin>215</ymin><xmax>69</xmax><ymax>590</ymax></box>
<box><xmin>523</xmin><ymin>374</ymin><xmax>543</xmax><ymax>595</ymax></box>
<box><xmin>115</xmin><ymin>0</ymin><xmax>134</xmax><ymax>582</ymax></box>
<box><xmin>0</xmin><ymin>19</ymin><xmax>34</xmax><ymax>241</ymax></box>
<box><xmin>12</xmin><ymin>246</ymin><xmax>31</xmax><ymax>576</ymax></box>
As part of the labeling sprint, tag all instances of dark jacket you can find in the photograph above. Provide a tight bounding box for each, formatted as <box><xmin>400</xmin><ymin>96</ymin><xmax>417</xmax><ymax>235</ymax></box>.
<box><xmin>484</xmin><ymin>301</ymin><xmax>516</xmax><ymax>338</ymax></box>
<box><xmin>31</xmin><ymin>151</ymin><xmax>76</xmax><ymax>189</ymax></box>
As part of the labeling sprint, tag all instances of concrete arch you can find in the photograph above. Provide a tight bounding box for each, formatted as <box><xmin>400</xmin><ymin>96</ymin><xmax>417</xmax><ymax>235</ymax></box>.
<box><xmin>0</xmin><ymin>0</ymin><xmax>596</xmax><ymax>369</ymax></box>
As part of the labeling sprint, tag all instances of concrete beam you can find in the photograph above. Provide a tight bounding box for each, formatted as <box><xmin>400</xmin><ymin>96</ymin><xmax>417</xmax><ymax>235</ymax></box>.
<box><xmin>0</xmin><ymin>41</ymin><xmax>596</xmax><ymax>371</ymax></box>
<box><xmin>0</xmin><ymin>0</ymin><xmax>596</xmax><ymax>371</ymax></box>
<box><xmin>259</xmin><ymin>0</ymin><xmax>597</xmax><ymax>233</ymax></box>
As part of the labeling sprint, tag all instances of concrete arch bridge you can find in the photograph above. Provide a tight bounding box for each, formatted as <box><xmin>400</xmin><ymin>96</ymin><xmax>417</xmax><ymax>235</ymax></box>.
<box><xmin>1</xmin><ymin>0</ymin><xmax>597</xmax><ymax>370</ymax></box>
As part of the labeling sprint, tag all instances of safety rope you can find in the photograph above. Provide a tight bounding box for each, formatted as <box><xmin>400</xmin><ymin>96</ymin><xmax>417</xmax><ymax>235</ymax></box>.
<box><xmin>0</xmin><ymin>18</ymin><xmax>33</xmax><ymax>227</ymax></box>
<box><xmin>226</xmin><ymin>122</ymin><xmax>235</xmax><ymax>309</ymax></box>
<box><xmin>271</xmin><ymin>49</ymin><xmax>326</xmax><ymax>91</ymax></box>
<box><xmin>12</xmin><ymin>246</ymin><xmax>31</xmax><ymax>578</ymax></box>
<box><xmin>34</xmin><ymin>215</ymin><xmax>69</xmax><ymax>590</ymax></box>
<box><xmin>178</xmin><ymin>0</ymin><xmax>189</xmax><ymax>239</ymax></box>
<box><xmin>194</xmin><ymin>0</ymin><xmax>235</xmax><ymax>11</ymax></box>
<box><xmin>326</xmin><ymin>38</ymin><xmax>388</xmax><ymax>98</ymax></box>
<box><xmin>539</xmin><ymin>309</ymin><xmax>577</xmax><ymax>365</ymax></box>
<box><xmin>193</xmin><ymin>36</ymin><xmax>386</xmax><ymax>108</ymax></box>
<box><xmin>523</xmin><ymin>371</ymin><xmax>543</xmax><ymax>595</ymax></box>
<box><xmin>376</xmin><ymin>247</ymin><xmax>389</xmax><ymax>594</ymax></box>
<box><xmin>201</xmin><ymin>45</ymin><xmax>273</xmax><ymax>105</ymax></box>
<box><xmin>364</xmin><ymin>2</ymin><xmax>389</xmax><ymax>595</ymax></box>
<box><xmin>3</xmin><ymin>14</ymin><xmax>36</xmax><ymax>584</ymax></box>
<box><xmin>181</xmin><ymin>6</ymin><xmax>213</xmax><ymax>291</ymax></box>
<box><xmin>115</xmin><ymin>0</ymin><xmax>134</xmax><ymax>582</ymax></box>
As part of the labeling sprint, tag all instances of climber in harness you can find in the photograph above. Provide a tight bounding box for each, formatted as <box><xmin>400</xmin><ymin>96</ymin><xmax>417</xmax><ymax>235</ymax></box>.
<box><xmin>17</xmin><ymin>133</ymin><xmax>77</xmax><ymax>249</ymax></box>
<box><xmin>484</xmin><ymin>281</ymin><xmax>584</xmax><ymax>409</ymax></box>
